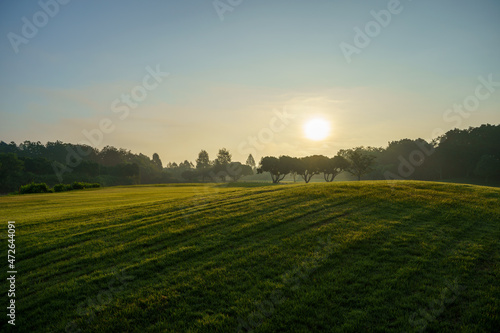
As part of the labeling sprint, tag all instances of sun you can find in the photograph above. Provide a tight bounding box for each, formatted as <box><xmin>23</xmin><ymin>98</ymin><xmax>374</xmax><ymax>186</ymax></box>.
<box><xmin>304</xmin><ymin>118</ymin><xmax>330</xmax><ymax>141</ymax></box>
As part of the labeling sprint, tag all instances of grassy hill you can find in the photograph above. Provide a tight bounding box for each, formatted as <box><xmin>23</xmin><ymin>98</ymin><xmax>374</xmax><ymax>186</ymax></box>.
<box><xmin>1</xmin><ymin>181</ymin><xmax>499</xmax><ymax>332</ymax></box>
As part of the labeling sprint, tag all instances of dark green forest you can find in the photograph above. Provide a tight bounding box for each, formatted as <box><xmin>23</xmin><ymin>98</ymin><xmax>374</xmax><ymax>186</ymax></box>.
<box><xmin>1</xmin><ymin>124</ymin><xmax>499</xmax><ymax>193</ymax></box>
<box><xmin>259</xmin><ymin>124</ymin><xmax>500</xmax><ymax>184</ymax></box>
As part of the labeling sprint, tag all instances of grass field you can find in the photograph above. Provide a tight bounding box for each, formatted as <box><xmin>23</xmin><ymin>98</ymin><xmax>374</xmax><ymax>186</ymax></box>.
<box><xmin>1</xmin><ymin>181</ymin><xmax>499</xmax><ymax>332</ymax></box>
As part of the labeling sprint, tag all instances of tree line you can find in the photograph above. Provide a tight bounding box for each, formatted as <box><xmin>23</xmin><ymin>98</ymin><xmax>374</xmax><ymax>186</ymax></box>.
<box><xmin>0</xmin><ymin>142</ymin><xmax>255</xmax><ymax>193</ymax></box>
<box><xmin>158</xmin><ymin>148</ymin><xmax>255</xmax><ymax>183</ymax></box>
<box><xmin>0</xmin><ymin>142</ymin><xmax>168</xmax><ymax>193</ymax></box>
<box><xmin>257</xmin><ymin>124</ymin><xmax>500</xmax><ymax>184</ymax></box>
<box><xmin>1</xmin><ymin>124</ymin><xmax>499</xmax><ymax>193</ymax></box>
<box><xmin>257</xmin><ymin>150</ymin><xmax>373</xmax><ymax>183</ymax></box>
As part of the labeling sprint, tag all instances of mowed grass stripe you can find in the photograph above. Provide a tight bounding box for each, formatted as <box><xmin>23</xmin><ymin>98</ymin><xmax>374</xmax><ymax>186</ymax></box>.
<box><xmin>18</xmin><ymin>188</ymin><xmax>288</xmax><ymax>277</ymax></box>
<box><xmin>0</xmin><ymin>181</ymin><xmax>498</xmax><ymax>332</ymax></box>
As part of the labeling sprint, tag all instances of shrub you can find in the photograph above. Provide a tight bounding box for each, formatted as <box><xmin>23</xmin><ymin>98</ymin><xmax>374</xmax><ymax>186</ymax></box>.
<box><xmin>53</xmin><ymin>182</ymin><xmax>100</xmax><ymax>192</ymax></box>
<box><xmin>71</xmin><ymin>182</ymin><xmax>86</xmax><ymax>190</ymax></box>
<box><xmin>52</xmin><ymin>182</ymin><xmax>101</xmax><ymax>192</ymax></box>
<box><xmin>19</xmin><ymin>182</ymin><xmax>52</xmax><ymax>194</ymax></box>
<box><xmin>53</xmin><ymin>184</ymin><xmax>72</xmax><ymax>192</ymax></box>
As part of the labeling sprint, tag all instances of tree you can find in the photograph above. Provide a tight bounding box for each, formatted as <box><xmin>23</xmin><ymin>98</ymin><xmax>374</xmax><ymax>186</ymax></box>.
<box><xmin>246</xmin><ymin>154</ymin><xmax>256</xmax><ymax>169</ymax></box>
<box><xmin>0</xmin><ymin>141</ymin><xmax>19</xmax><ymax>154</ymax></box>
<box><xmin>213</xmin><ymin>163</ymin><xmax>227</xmax><ymax>182</ymax></box>
<box><xmin>99</xmin><ymin>146</ymin><xmax>124</xmax><ymax>166</ymax></box>
<box><xmin>19</xmin><ymin>140</ymin><xmax>45</xmax><ymax>157</ymax></box>
<box><xmin>323</xmin><ymin>155</ymin><xmax>349</xmax><ymax>182</ymax></box>
<box><xmin>434</xmin><ymin>128</ymin><xmax>478</xmax><ymax>178</ymax></box>
<box><xmin>216</xmin><ymin>148</ymin><xmax>232</xmax><ymax>165</ymax></box>
<box><xmin>196</xmin><ymin>150</ymin><xmax>211</xmax><ymax>182</ymax></box>
<box><xmin>44</xmin><ymin>140</ymin><xmax>70</xmax><ymax>163</ymax></box>
<box><xmin>73</xmin><ymin>160</ymin><xmax>99</xmax><ymax>177</ymax></box>
<box><xmin>196</xmin><ymin>150</ymin><xmax>210</xmax><ymax>169</ymax></box>
<box><xmin>23</xmin><ymin>157</ymin><xmax>53</xmax><ymax>175</ymax></box>
<box><xmin>0</xmin><ymin>153</ymin><xmax>25</xmax><ymax>193</ymax></box>
<box><xmin>294</xmin><ymin>155</ymin><xmax>327</xmax><ymax>183</ymax></box>
<box><xmin>339</xmin><ymin>147</ymin><xmax>376</xmax><ymax>181</ymax></box>
<box><xmin>474</xmin><ymin>155</ymin><xmax>500</xmax><ymax>182</ymax></box>
<box><xmin>257</xmin><ymin>156</ymin><xmax>293</xmax><ymax>183</ymax></box>
<box><xmin>378</xmin><ymin>138</ymin><xmax>436</xmax><ymax>181</ymax></box>
<box><xmin>181</xmin><ymin>169</ymin><xmax>198</xmax><ymax>182</ymax></box>
<box><xmin>179</xmin><ymin>160</ymin><xmax>193</xmax><ymax>169</ymax></box>
<box><xmin>212</xmin><ymin>148</ymin><xmax>232</xmax><ymax>182</ymax></box>
<box><xmin>117</xmin><ymin>163</ymin><xmax>140</xmax><ymax>181</ymax></box>
<box><xmin>227</xmin><ymin>162</ymin><xmax>253</xmax><ymax>182</ymax></box>
<box><xmin>152</xmin><ymin>153</ymin><xmax>163</xmax><ymax>169</ymax></box>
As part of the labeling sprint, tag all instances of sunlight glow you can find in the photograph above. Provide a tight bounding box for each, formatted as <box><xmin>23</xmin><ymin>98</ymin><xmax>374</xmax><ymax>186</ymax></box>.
<box><xmin>304</xmin><ymin>118</ymin><xmax>331</xmax><ymax>141</ymax></box>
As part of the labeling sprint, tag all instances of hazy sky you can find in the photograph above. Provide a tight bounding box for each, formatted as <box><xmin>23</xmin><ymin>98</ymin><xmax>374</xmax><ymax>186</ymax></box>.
<box><xmin>1</xmin><ymin>0</ymin><xmax>499</xmax><ymax>163</ymax></box>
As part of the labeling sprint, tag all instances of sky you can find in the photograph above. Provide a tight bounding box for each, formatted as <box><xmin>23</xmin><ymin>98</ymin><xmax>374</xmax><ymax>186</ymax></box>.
<box><xmin>1</xmin><ymin>0</ymin><xmax>499</xmax><ymax>164</ymax></box>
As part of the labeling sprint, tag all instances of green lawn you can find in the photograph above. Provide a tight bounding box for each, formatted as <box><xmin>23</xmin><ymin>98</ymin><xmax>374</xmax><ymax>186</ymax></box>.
<box><xmin>1</xmin><ymin>181</ymin><xmax>499</xmax><ymax>332</ymax></box>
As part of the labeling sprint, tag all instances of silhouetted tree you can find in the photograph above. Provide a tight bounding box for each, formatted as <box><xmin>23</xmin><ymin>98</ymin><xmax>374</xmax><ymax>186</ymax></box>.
<box><xmin>227</xmin><ymin>162</ymin><xmax>253</xmax><ymax>182</ymax></box>
<box><xmin>0</xmin><ymin>141</ymin><xmax>18</xmax><ymax>154</ymax></box>
<box><xmin>179</xmin><ymin>160</ymin><xmax>193</xmax><ymax>169</ymax></box>
<box><xmin>196</xmin><ymin>150</ymin><xmax>211</xmax><ymax>169</ymax></box>
<box><xmin>213</xmin><ymin>163</ymin><xmax>227</xmax><ymax>182</ymax></box>
<box><xmin>2</xmin><ymin>124</ymin><xmax>499</xmax><ymax>189</ymax></box>
<box><xmin>23</xmin><ymin>157</ymin><xmax>53</xmax><ymax>175</ymax></box>
<box><xmin>246</xmin><ymin>154</ymin><xmax>256</xmax><ymax>169</ymax></box>
<box><xmin>258</xmin><ymin>156</ymin><xmax>293</xmax><ymax>183</ymax></box>
<box><xmin>196</xmin><ymin>150</ymin><xmax>211</xmax><ymax>181</ymax></box>
<box><xmin>152</xmin><ymin>153</ymin><xmax>163</xmax><ymax>169</ymax></box>
<box><xmin>340</xmin><ymin>147</ymin><xmax>376</xmax><ymax>181</ymax></box>
<box><xmin>213</xmin><ymin>148</ymin><xmax>232</xmax><ymax>182</ymax></box>
<box><xmin>216</xmin><ymin>148</ymin><xmax>232</xmax><ymax>165</ymax></box>
<box><xmin>0</xmin><ymin>153</ymin><xmax>24</xmax><ymax>192</ymax></box>
<box><xmin>19</xmin><ymin>140</ymin><xmax>45</xmax><ymax>157</ymax></box>
<box><xmin>323</xmin><ymin>155</ymin><xmax>349</xmax><ymax>182</ymax></box>
<box><xmin>99</xmin><ymin>146</ymin><xmax>124</xmax><ymax>166</ymax></box>
<box><xmin>181</xmin><ymin>170</ymin><xmax>198</xmax><ymax>182</ymax></box>
<box><xmin>73</xmin><ymin>160</ymin><xmax>99</xmax><ymax>177</ymax></box>
<box><xmin>294</xmin><ymin>155</ymin><xmax>327</xmax><ymax>183</ymax></box>
<box><xmin>474</xmin><ymin>155</ymin><xmax>500</xmax><ymax>182</ymax></box>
